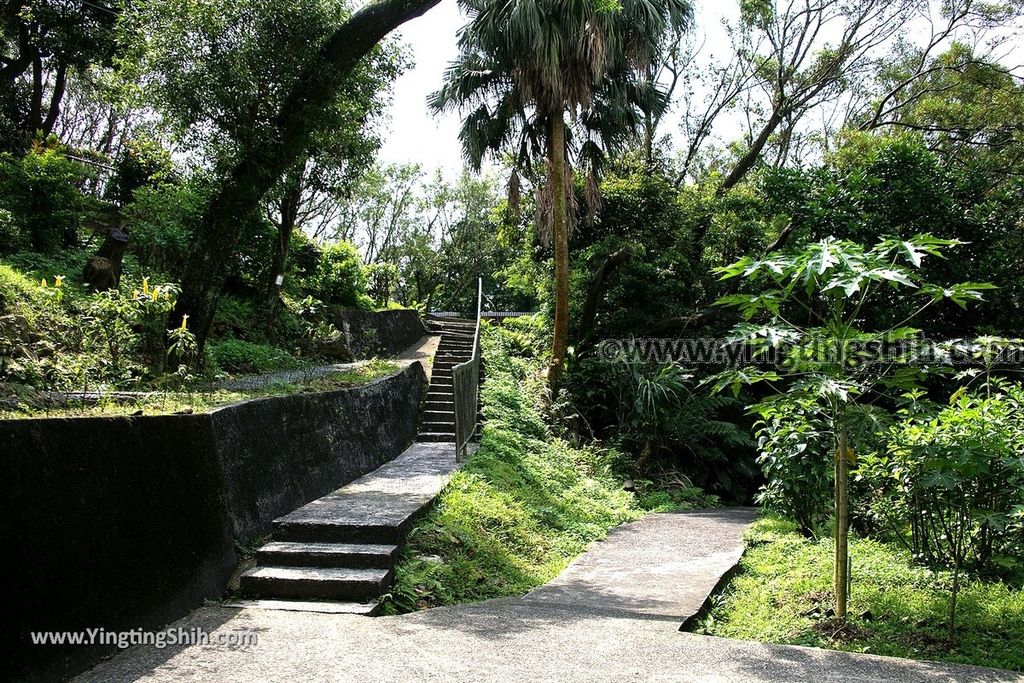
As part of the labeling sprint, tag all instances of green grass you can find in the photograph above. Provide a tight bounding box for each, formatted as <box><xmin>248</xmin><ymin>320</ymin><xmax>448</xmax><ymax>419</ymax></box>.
<box><xmin>695</xmin><ymin>515</ymin><xmax>1024</xmax><ymax>671</ymax></box>
<box><xmin>0</xmin><ymin>360</ymin><xmax>400</xmax><ymax>419</ymax></box>
<box><xmin>382</xmin><ymin>321</ymin><xmax>715</xmax><ymax>614</ymax></box>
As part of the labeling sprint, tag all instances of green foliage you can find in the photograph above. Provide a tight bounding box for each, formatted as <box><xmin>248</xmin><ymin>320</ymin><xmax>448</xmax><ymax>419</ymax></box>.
<box><xmin>696</xmin><ymin>516</ymin><xmax>1024</xmax><ymax>672</ymax></box>
<box><xmin>635</xmin><ymin>485</ymin><xmax>719</xmax><ymax>512</ymax></box>
<box><xmin>128</xmin><ymin>0</ymin><xmax>404</xmax><ymax>170</ymax></box>
<box><xmin>307</xmin><ymin>241</ymin><xmax>370</xmax><ymax>308</ymax></box>
<box><xmin>106</xmin><ymin>136</ymin><xmax>177</xmax><ymax>205</ymax></box>
<box><xmin>205</xmin><ymin>338</ymin><xmax>299</xmax><ymax>375</ymax></box>
<box><xmin>83</xmin><ymin>279</ymin><xmax>177</xmax><ymax>372</ymax></box>
<box><xmin>122</xmin><ymin>178</ymin><xmax>207</xmax><ymax>275</ymax></box>
<box><xmin>711</xmin><ymin>233</ymin><xmax>994</xmax><ymax>617</ymax></box>
<box><xmin>382</xmin><ymin>322</ymin><xmax>645</xmax><ymax>613</ymax></box>
<box><xmin>0</xmin><ymin>262</ymin><xmax>43</xmax><ymax>313</ymax></box>
<box><xmin>572</xmin><ymin>161</ymin><xmax>705</xmax><ymax>337</ymax></box>
<box><xmin>753</xmin><ymin>397</ymin><xmax>834</xmax><ymax>535</ymax></box>
<box><xmin>862</xmin><ymin>382</ymin><xmax>1024</xmax><ymax>576</ymax></box>
<box><xmin>568</xmin><ymin>351</ymin><xmax>756</xmax><ymax>499</ymax></box>
<box><xmin>365</xmin><ymin>262</ymin><xmax>398</xmax><ymax>308</ymax></box>
<box><xmin>761</xmin><ymin>134</ymin><xmax>1024</xmax><ymax>334</ymax></box>
<box><xmin>1</xmin><ymin>265</ymin><xmax>179</xmax><ymax>391</ymax></box>
<box><xmin>431</xmin><ymin>0</ymin><xmax>693</xmax><ymax>168</ymax></box>
<box><xmin>0</xmin><ymin>143</ymin><xmax>100</xmax><ymax>253</ymax></box>
<box><xmin>0</xmin><ymin>207</ymin><xmax>20</xmax><ymax>253</ymax></box>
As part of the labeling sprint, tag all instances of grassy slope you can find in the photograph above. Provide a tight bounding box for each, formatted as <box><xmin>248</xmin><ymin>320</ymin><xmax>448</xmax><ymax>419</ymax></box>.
<box><xmin>2</xmin><ymin>258</ymin><xmax>399</xmax><ymax>416</ymax></box>
<box><xmin>696</xmin><ymin>516</ymin><xmax>1024</xmax><ymax>671</ymax></box>
<box><xmin>384</xmin><ymin>321</ymin><xmax>712</xmax><ymax>613</ymax></box>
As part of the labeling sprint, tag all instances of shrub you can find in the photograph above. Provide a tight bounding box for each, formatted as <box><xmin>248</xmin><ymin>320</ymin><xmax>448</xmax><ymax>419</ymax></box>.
<box><xmin>206</xmin><ymin>338</ymin><xmax>299</xmax><ymax>375</ymax></box>
<box><xmin>365</xmin><ymin>262</ymin><xmax>399</xmax><ymax>307</ymax></box>
<box><xmin>862</xmin><ymin>381</ymin><xmax>1024</xmax><ymax>576</ymax></box>
<box><xmin>122</xmin><ymin>179</ymin><xmax>206</xmax><ymax>274</ymax></box>
<box><xmin>306</xmin><ymin>241</ymin><xmax>370</xmax><ymax>308</ymax></box>
<box><xmin>106</xmin><ymin>136</ymin><xmax>177</xmax><ymax>205</ymax></box>
<box><xmin>753</xmin><ymin>397</ymin><xmax>834</xmax><ymax>536</ymax></box>
<box><xmin>0</xmin><ymin>207</ymin><xmax>24</xmax><ymax>253</ymax></box>
<box><xmin>0</xmin><ymin>143</ymin><xmax>98</xmax><ymax>253</ymax></box>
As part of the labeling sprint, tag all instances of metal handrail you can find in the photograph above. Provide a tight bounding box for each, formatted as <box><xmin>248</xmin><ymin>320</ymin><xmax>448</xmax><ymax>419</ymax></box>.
<box><xmin>452</xmin><ymin>277</ymin><xmax>483</xmax><ymax>462</ymax></box>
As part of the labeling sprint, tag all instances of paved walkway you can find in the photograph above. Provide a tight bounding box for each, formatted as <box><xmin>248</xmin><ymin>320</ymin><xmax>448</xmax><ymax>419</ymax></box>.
<box><xmin>77</xmin><ymin>510</ymin><xmax>1021</xmax><ymax>683</ymax></box>
<box><xmin>213</xmin><ymin>335</ymin><xmax>441</xmax><ymax>392</ymax></box>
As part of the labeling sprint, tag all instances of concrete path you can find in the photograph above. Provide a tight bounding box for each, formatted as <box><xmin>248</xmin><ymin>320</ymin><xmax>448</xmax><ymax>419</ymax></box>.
<box><xmin>519</xmin><ymin>508</ymin><xmax>753</xmax><ymax>623</ymax></box>
<box><xmin>213</xmin><ymin>335</ymin><xmax>440</xmax><ymax>392</ymax></box>
<box><xmin>77</xmin><ymin>509</ymin><xmax>1022</xmax><ymax>683</ymax></box>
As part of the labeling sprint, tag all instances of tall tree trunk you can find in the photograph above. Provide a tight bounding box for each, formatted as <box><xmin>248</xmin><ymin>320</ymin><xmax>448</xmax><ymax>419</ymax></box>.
<box><xmin>168</xmin><ymin>0</ymin><xmax>441</xmax><ymax>360</ymax></box>
<box><xmin>718</xmin><ymin>108</ymin><xmax>785</xmax><ymax>194</ymax></box>
<box><xmin>266</xmin><ymin>166</ymin><xmax>304</xmax><ymax>306</ymax></box>
<box><xmin>579</xmin><ymin>246</ymin><xmax>632</xmax><ymax>345</ymax></box>
<box><xmin>835</xmin><ymin>418</ymin><xmax>850</xmax><ymax>620</ymax></box>
<box><xmin>264</xmin><ymin>167</ymin><xmax>303</xmax><ymax>337</ymax></box>
<box><xmin>42</xmin><ymin>60</ymin><xmax>67</xmax><ymax>136</ymax></box>
<box><xmin>0</xmin><ymin>24</ymin><xmax>34</xmax><ymax>83</ymax></box>
<box><xmin>547</xmin><ymin>111</ymin><xmax>569</xmax><ymax>390</ymax></box>
<box><xmin>29</xmin><ymin>54</ymin><xmax>42</xmax><ymax>133</ymax></box>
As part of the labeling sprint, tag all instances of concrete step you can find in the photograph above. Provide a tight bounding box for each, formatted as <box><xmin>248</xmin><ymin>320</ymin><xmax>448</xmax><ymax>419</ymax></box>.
<box><xmin>274</xmin><ymin>518</ymin><xmax>411</xmax><ymax>545</ymax></box>
<box><xmin>436</xmin><ymin>344</ymin><xmax>473</xmax><ymax>352</ymax></box>
<box><xmin>436</xmin><ymin>357</ymin><xmax>471</xmax><ymax>365</ymax></box>
<box><xmin>425</xmin><ymin>395</ymin><xmax>454</xmax><ymax>406</ymax></box>
<box><xmin>240</xmin><ymin>566</ymin><xmax>391</xmax><ymax>602</ymax></box>
<box><xmin>418</xmin><ymin>432</ymin><xmax>457</xmax><ymax>443</ymax></box>
<box><xmin>421</xmin><ymin>421</ymin><xmax>455</xmax><ymax>434</ymax></box>
<box><xmin>223</xmin><ymin>598</ymin><xmax>381</xmax><ymax>616</ymax></box>
<box><xmin>256</xmin><ymin>542</ymin><xmax>397</xmax><ymax>569</ymax></box>
<box><xmin>272</xmin><ymin>443</ymin><xmax>459</xmax><ymax>545</ymax></box>
<box><xmin>425</xmin><ymin>388</ymin><xmax>453</xmax><ymax>399</ymax></box>
<box><xmin>425</xmin><ymin>399</ymin><xmax>454</xmax><ymax>409</ymax></box>
<box><xmin>423</xmin><ymin>410</ymin><xmax>454</xmax><ymax>423</ymax></box>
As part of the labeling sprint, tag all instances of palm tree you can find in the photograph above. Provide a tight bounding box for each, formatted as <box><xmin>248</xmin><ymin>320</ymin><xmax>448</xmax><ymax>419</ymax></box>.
<box><xmin>430</xmin><ymin>0</ymin><xmax>692</xmax><ymax>389</ymax></box>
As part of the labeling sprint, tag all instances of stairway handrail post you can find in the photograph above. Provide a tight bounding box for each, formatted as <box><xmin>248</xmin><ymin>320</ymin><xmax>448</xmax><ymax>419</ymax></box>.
<box><xmin>452</xmin><ymin>277</ymin><xmax>483</xmax><ymax>462</ymax></box>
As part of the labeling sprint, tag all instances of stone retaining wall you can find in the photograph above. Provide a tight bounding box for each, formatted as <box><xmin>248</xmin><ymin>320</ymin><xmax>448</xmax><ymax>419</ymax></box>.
<box><xmin>2</xmin><ymin>362</ymin><xmax>425</xmax><ymax>681</ymax></box>
<box><xmin>329</xmin><ymin>309</ymin><xmax>426</xmax><ymax>360</ymax></box>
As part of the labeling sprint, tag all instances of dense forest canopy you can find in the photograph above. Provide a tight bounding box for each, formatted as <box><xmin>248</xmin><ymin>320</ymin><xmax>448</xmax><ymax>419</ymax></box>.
<box><xmin>0</xmin><ymin>0</ymin><xmax>1022</xmax><ymax>429</ymax></box>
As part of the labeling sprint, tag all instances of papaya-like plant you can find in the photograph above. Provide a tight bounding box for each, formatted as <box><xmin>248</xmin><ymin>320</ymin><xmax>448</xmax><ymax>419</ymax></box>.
<box><xmin>709</xmin><ymin>234</ymin><xmax>994</xmax><ymax>620</ymax></box>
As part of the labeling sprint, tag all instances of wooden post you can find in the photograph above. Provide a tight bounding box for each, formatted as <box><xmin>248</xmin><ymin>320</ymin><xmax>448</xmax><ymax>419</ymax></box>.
<box><xmin>835</xmin><ymin>421</ymin><xmax>850</xmax><ymax>620</ymax></box>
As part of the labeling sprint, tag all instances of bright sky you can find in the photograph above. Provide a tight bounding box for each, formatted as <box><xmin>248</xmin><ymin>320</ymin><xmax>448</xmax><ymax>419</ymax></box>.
<box><xmin>377</xmin><ymin>0</ymin><xmax>467</xmax><ymax>177</ymax></box>
<box><xmin>377</xmin><ymin>0</ymin><xmax>737</xmax><ymax>178</ymax></box>
<box><xmin>376</xmin><ymin>1</ymin><xmax>1024</xmax><ymax>179</ymax></box>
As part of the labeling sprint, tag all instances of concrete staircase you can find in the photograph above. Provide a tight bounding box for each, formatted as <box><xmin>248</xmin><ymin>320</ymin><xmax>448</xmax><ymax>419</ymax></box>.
<box><xmin>418</xmin><ymin>317</ymin><xmax>477</xmax><ymax>443</ymax></box>
<box><xmin>232</xmin><ymin>442</ymin><xmax>458</xmax><ymax>615</ymax></box>
<box><xmin>231</xmin><ymin>318</ymin><xmax>480</xmax><ymax>615</ymax></box>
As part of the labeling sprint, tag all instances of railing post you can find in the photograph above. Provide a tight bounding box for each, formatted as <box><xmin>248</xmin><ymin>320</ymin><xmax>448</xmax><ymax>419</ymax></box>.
<box><xmin>452</xmin><ymin>277</ymin><xmax>483</xmax><ymax>462</ymax></box>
